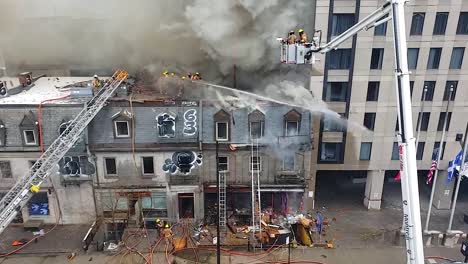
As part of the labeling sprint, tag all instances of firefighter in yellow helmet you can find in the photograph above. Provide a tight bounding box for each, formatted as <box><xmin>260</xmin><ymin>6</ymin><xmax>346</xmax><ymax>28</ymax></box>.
<box><xmin>298</xmin><ymin>29</ymin><xmax>308</xmax><ymax>44</ymax></box>
<box><xmin>156</xmin><ymin>218</ymin><xmax>163</xmax><ymax>237</ymax></box>
<box><xmin>287</xmin><ymin>30</ymin><xmax>297</xmax><ymax>44</ymax></box>
<box><xmin>162</xmin><ymin>223</ymin><xmax>173</xmax><ymax>245</ymax></box>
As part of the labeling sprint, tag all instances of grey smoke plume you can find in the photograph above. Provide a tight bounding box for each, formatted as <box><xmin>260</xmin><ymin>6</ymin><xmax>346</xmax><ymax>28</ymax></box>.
<box><xmin>0</xmin><ymin>0</ymin><xmax>312</xmax><ymax>84</ymax></box>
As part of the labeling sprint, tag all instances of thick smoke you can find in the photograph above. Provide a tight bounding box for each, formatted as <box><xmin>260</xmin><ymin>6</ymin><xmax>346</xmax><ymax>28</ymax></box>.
<box><xmin>0</xmin><ymin>0</ymin><xmax>312</xmax><ymax>84</ymax></box>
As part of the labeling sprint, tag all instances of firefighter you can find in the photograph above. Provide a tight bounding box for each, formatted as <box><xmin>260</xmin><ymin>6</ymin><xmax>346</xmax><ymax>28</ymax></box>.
<box><xmin>162</xmin><ymin>223</ymin><xmax>173</xmax><ymax>245</ymax></box>
<box><xmin>193</xmin><ymin>72</ymin><xmax>201</xmax><ymax>80</ymax></box>
<box><xmin>287</xmin><ymin>30</ymin><xmax>297</xmax><ymax>44</ymax></box>
<box><xmin>162</xmin><ymin>70</ymin><xmax>168</xmax><ymax>77</ymax></box>
<box><xmin>298</xmin><ymin>29</ymin><xmax>308</xmax><ymax>44</ymax></box>
<box><xmin>156</xmin><ymin>218</ymin><xmax>163</xmax><ymax>237</ymax></box>
<box><xmin>92</xmin><ymin>75</ymin><xmax>101</xmax><ymax>89</ymax></box>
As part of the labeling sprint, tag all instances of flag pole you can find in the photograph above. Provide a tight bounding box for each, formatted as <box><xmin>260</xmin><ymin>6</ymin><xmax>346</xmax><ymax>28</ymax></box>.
<box><xmin>447</xmin><ymin>121</ymin><xmax>468</xmax><ymax>232</ymax></box>
<box><xmin>424</xmin><ymin>87</ymin><xmax>453</xmax><ymax>232</ymax></box>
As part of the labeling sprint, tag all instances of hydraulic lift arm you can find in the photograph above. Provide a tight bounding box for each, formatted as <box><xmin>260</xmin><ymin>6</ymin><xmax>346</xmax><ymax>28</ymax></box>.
<box><xmin>0</xmin><ymin>69</ymin><xmax>129</xmax><ymax>235</ymax></box>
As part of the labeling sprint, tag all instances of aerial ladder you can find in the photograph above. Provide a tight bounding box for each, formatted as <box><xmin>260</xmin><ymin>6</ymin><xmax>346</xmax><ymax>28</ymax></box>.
<box><xmin>279</xmin><ymin>0</ymin><xmax>424</xmax><ymax>263</ymax></box>
<box><xmin>0</xmin><ymin>69</ymin><xmax>129</xmax><ymax>234</ymax></box>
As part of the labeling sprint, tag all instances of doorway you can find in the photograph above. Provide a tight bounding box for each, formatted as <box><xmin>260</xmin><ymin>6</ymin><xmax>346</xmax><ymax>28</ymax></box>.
<box><xmin>178</xmin><ymin>193</ymin><xmax>194</xmax><ymax>218</ymax></box>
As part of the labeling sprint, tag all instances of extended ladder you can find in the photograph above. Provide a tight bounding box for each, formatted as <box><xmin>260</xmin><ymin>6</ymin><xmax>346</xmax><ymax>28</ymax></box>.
<box><xmin>219</xmin><ymin>171</ymin><xmax>227</xmax><ymax>230</ymax></box>
<box><xmin>251</xmin><ymin>139</ymin><xmax>262</xmax><ymax>249</ymax></box>
<box><xmin>0</xmin><ymin>69</ymin><xmax>129</xmax><ymax>234</ymax></box>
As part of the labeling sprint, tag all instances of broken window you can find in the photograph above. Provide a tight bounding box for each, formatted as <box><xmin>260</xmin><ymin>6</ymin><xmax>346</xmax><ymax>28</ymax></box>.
<box><xmin>216</xmin><ymin>122</ymin><xmax>228</xmax><ymax>141</ymax></box>
<box><xmin>28</xmin><ymin>192</ymin><xmax>49</xmax><ymax>216</ymax></box>
<box><xmin>250</xmin><ymin>156</ymin><xmax>262</xmax><ymax>172</ymax></box>
<box><xmin>101</xmin><ymin>192</ymin><xmax>128</xmax><ymax>212</ymax></box>
<box><xmin>284</xmin><ymin>110</ymin><xmax>301</xmax><ymax>136</ymax></box>
<box><xmin>178</xmin><ymin>193</ymin><xmax>194</xmax><ymax>218</ymax></box>
<box><xmin>142</xmin><ymin>192</ymin><xmax>167</xmax><ymax>217</ymax></box>
<box><xmin>320</xmin><ymin>143</ymin><xmax>343</xmax><ymax>162</ymax></box>
<box><xmin>217</xmin><ymin>156</ymin><xmax>229</xmax><ymax>172</ymax></box>
<box><xmin>114</xmin><ymin>121</ymin><xmax>130</xmax><ymax>138</ymax></box>
<box><xmin>248</xmin><ymin>109</ymin><xmax>265</xmax><ymax>139</ymax></box>
<box><xmin>0</xmin><ymin>161</ymin><xmax>12</xmax><ymax>178</ymax></box>
<box><xmin>23</xmin><ymin>130</ymin><xmax>37</xmax><ymax>145</ymax></box>
<box><xmin>142</xmin><ymin>157</ymin><xmax>154</xmax><ymax>175</ymax></box>
<box><xmin>157</xmin><ymin>113</ymin><xmax>176</xmax><ymax>138</ymax></box>
<box><xmin>104</xmin><ymin>158</ymin><xmax>117</xmax><ymax>176</ymax></box>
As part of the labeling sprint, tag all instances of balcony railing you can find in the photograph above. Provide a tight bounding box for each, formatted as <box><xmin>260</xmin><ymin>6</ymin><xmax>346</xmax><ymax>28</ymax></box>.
<box><xmin>275</xmin><ymin>169</ymin><xmax>305</xmax><ymax>184</ymax></box>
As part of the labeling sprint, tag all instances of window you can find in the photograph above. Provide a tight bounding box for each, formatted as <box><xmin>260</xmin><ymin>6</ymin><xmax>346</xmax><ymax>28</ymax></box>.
<box><xmin>433</xmin><ymin>142</ymin><xmax>446</xmax><ymax>160</ymax></box>
<box><xmin>324</xmin><ymin>82</ymin><xmax>348</xmax><ymax>102</ymax></box>
<box><xmin>410</xmin><ymin>81</ymin><xmax>415</xmax><ymax>97</ymax></box>
<box><xmin>328</xmin><ymin>49</ymin><xmax>352</xmax><ymax>69</ymax></box>
<box><xmin>283</xmin><ymin>155</ymin><xmax>295</xmax><ymax>170</ymax></box>
<box><xmin>114</xmin><ymin>121</ymin><xmax>130</xmax><ymax>138</ymax></box>
<box><xmin>456</xmin><ymin>12</ymin><xmax>468</xmax><ymax>34</ymax></box>
<box><xmin>0</xmin><ymin>121</ymin><xmax>5</xmax><ymax>146</ymax></box>
<box><xmin>363</xmin><ymin>113</ymin><xmax>376</xmax><ymax>131</ymax></box>
<box><xmin>370</xmin><ymin>48</ymin><xmax>384</xmax><ymax>69</ymax></box>
<box><xmin>250</xmin><ymin>121</ymin><xmax>264</xmax><ymax>139</ymax></box>
<box><xmin>416</xmin><ymin>112</ymin><xmax>430</xmax><ymax>131</ymax></box>
<box><xmin>216</xmin><ymin>122</ymin><xmax>228</xmax><ymax>141</ymax></box>
<box><xmin>410</xmin><ymin>12</ymin><xmax>425</xmax><ymax>35</ymax></box>
<box><xmin>248</xmin><ymin>110</ymin><xmax>265</xmax><ymax>139</ymax></box>
<box><xmin>332</xmin><ymin>14</ymin><xmax>355</xmax><ymax>36</ymax></box>
<box><xmin>214</xmin><ymin>110</ymin><xmax>230</xmax><ymax>141</ymax></box>
<box><xmin>415</xmin><ymin>142</ymin><xmax>425</xmax><ymax>160</ymax></box>
<box><xmin>320</xmin><ymin>143</ymin><xmax>342</xmax><ymax>162</ymax></box>
<box><xmin>142</xmin><ymin>192</ymin><xmax>167</xmax><ymax>217</ymax></box>
<box><xmin>0</xmin><ymin>161</ymin><xmax>12</xmax><ymax>178</ymax></box>
<box><xmin>284</xmin><ymin>110</ymin><xmax>301</xmax><ymax>136</ymax></box>
<box><xmin>28</xmin><ymin>192</ymin><xmax>49</xmax><ymax>216</ymax></box>
<box><xmin>142</xmin><ymin>157</ymin><xmax>154</xmax><ymax>175</ymax></box>
<box><xmin>443</xmin><ymin>81</ymin><xmax>458</xmax><ymax>101</ymax></box>
<box><xmin>421</xmin><ymin>81</ymin><xmax>435</xmax><ymax>101</ymax></box>
<box><xmin>437</xmin><ymin>112</ymin><xmax>452</xmax><ymax>131</ymax></box>
<box><xmin>218</xmin><ymin>156</ymin><xmax>229</xmax><ymax>172</ymax></box>
<box><xmin>157</xmin><ymin>113</ymin><xmax>176</xmax><ymax>138</ymax></box>
<box><xmin>101</xmin><ymin>192</ymin><xmax>128</xmax><ymax>212</ymax></box>
<box><xmin>360</xmin><ymin>143</ymin><xmax>372</xmax><ymax>160</ymax></box>
<box><xmin>250</xmin><ymin>156</ymin><xmax>261</xmax><ymax>172</ymax></box>
<box><xmin>104</xmin><ymin>158</ymin><xmax>117</xmax><ymax>176</ymax></box>
<box><xmin>391</xmin><ymin>142</ymin><xmax>399</xmax><ymax>160</ymax></box>
<box><xmin>374</xmin><ymin>14</ymin><xmax>388</xmax><ymax>36</ymax></box>
<box><xmin>23</xmin><ymin>130</ymin><xmax>37</xmax><ymax>145</ymax></box>
<box><xmin>407</xmin><ymin>48</ymin><xmax>419</xmax><ymax>69</ymax></box>
<box><xmin>323</xmin><ymin>113</ymin><xmax>344</xmax><ymax>132</ymax></box>
<box><xmin>449</xmin><ymin>47</ymin><xmax>464</xmax><ymax>69</ymax></box>
<box><xmin>285</xmin><ymin>121</ymin><xmax>299</xmax><ymax>136</ymax></box>
<box><xmin>366</xmin><ymin>82</ymin><xmax>379</xmax><ymax>101</ymax></box>
<box><xmin>427</xmin><ymin>48</ymin><xmax>442</xmax><ymax>69</ymax></box>
<box><xmin>433</xmin><ymin>12</ymin><xmax>448</xmax><ymax>35</ymax></box>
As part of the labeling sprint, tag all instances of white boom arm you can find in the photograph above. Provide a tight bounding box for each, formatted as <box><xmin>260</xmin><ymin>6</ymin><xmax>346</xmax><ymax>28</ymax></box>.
<box><xmin>309</xmin><ymin>0</ymin><xmax>425</xmax><ymax>263</ymax></box>
<box><xmin>0</xmin><ymin>69</ymin><xmax>129</xmax><ymax>234</ymax></box>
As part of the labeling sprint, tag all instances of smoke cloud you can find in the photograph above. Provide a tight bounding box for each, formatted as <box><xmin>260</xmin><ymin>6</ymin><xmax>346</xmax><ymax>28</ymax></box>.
<box><xmin>0</xmin><ymin>0</ymin><xmax>313</xmax><ymax>85</ymax></box>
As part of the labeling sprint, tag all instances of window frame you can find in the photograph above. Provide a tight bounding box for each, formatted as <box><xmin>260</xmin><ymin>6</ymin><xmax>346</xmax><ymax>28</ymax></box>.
<box><xmin>114</xmin><ymin>120</ymin><xmax>130</xmax><ymax>138</ymax></box>
<box><xmin>416</xmin><ymin>142</ymin><xmax>425</xmax><ymax>160</ymax></box>
<box><xmin>366</xmin><ymin>82</ymin><xmax>380</xmax><ymax>101</ymax></box>
<box><xmin>104</xmin><ymin>157</ymin><xmax>118</xmax><ymax>176</ymax></box>
<box><xmin>433</xmin><ymin>12</ymin><xmax>449</xmax><ymax>35</ymax></box>
<box><xmin>416</xmin><ymin>112</ymin><xmax>430</xmax><ymax>131</ymax></box>
<box><xmin>456</xmin><ymin>12</ymin><xmax>468</xmax><ymax>35</ymax></box>
<box><xmin>410</xmin><ymin>12</ymin><xmax>425</xmax><ymax>35</ymax></box>
<box><xmin>23</xmin><ymin>129</ymin><xmax>37</xmax><ymax>145</ymax></box>
<box><xmin>282</xmin><ymin>154</ymin><xmax>295</xmax><ymax>171</ymax></box>
<box><xmin>421</xmin><ymin>81</ymin><xmax>436</xmax><ymax>101</ymax></box>
<box><xmin>331</xmin><ymin>13</ymin><xmax>355</xmax><ymax>37</ymax></box>
<box><xmin>443</xmin><ymin>81</ymin><xmax>458</xmax><ymax>101</ymax></box>
<box><xmin>449</xmin><ymin>47</ymin><xmax>465</xmax><ymax>70</ymax></box>
<box><xmin>427</xmin><ymin>48</ymin><xmax>442</xmax><ymax>70</ymax></box>
<box><xmin>407</xmin><ymin>48</ymin><xmax>419</xmax><ymax>70</ymax></box>
<box><xmin>324</xmin><ymin>82</ymin><xmax>348</xmax><ymax>102</ymax></box>
<box><xmin>285</xmin><ymin>121</ymin><xmax>299</xmax><ymax>136</ymax></box>
<box><xmin>215</xmin><ymin>121</ymin><xmax>229</xmax><ymax>141</ymax></box>
<box><xmin>359</xmin><ymin>142</ymin><xmax>372</xmax><ymax>161</ymax></box>
<box><xmin>370</xmin><ymin>48</ymin><xmax>384</xmax><ymax>70</ymax></box>
<box><xmin>374</xmin><ymin>15</ymin><xmax>388</xmax><ymax>36</ymax></box>
<box><xmin>328</xmin><ymin>49</ymin><xmax>352</xmax><ymax>69</ymax></box>
<box><xmin>249</xmin><ymin>121</ymin><xmax>264</xmax><ymax>139</ymax></box>
<box><xmin>217</xmin><ymin>156</ymin><xmax>229</xmax><ymax>172</ymax></box>
<box><xmin>320</xmin><ymin>142</ymin><xmax>343</xmax><ymax>162</ymax></box>
<box><xmin>249</xmin><ymin>156</ymin><xmax>262</xmax><ymax>172</ymax></box>
<box><xmin>391</xmin><ymin>142</ymin><xmax>399</xmax><ymax>160</ymax></box>
<box><xmin>363</xmin><ymin>113</ymin><xmax>376</xmax><ymax>131</ymax></box>
<box><xmin>437</xmin><ymin>112</ymin><xmax>452</xmax><ymax>131</ymax></box>
<box><xmin>141</xmin><ymin>156</ymin><xmax>155</xmax><ymax>175</ymax></box>
<box><xmin>0</xmin><ymin>161</ymin><xmax>12</xmax><ymax>178</ymax></box>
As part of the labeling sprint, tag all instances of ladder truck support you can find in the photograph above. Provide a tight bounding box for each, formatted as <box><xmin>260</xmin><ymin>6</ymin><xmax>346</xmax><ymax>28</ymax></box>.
<box><xmin>390</xmin><ymin>0</ymin><xmax>425</xmax><ymax>262</ymax></box>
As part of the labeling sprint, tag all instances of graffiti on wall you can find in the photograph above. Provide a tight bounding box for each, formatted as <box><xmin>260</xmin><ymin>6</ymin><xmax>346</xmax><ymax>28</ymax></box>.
<box><xmin>183</xmin><ymin>109</ymin><xmax>197</xmax><ymax>136</ymax></box>
<box><xmin>162</xmin><ymin>151</ymin><xmax>203</xmax><ymax>175</ymax></box>
<box><xmin>157</xmin><ymin>113</ymin><xmax>176</xmax><ymax>138</ymax></box>
<box><xmin>59</xmin><ymin>156</ymin><xmax>96</xmax><ymax>177</ymax></box>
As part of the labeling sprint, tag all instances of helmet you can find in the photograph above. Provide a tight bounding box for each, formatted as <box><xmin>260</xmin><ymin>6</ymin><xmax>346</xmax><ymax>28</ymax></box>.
<box><xmin>165</xmin><ymin>224</ymin><xmax>169</xmax><ymax>228</ymax></box>
<box><xmin>93</xmin><ymin>74</ymin><xmax>98</xmax><ymax>78</ymax></box>
<box><xmin>182</xmin><ymin>76</ymin><xmax>186</xmax><ymax>80</ymax></box>
<box><xmin>298</xmin><ymin>29</ymin><xmax>304</xmax><ymax>33</ymax></box>
<box><xmin>289</xmin><ymin>30</ymin><xmax>294</xmax><ymax>34</ymax></box>
<box><xmin>170</xmin><ymin>72</ymin><xmax>175</xmax><ymax>76</ymax></box>
<box><xmin>195</xmin><ymin>72</ymin><xmax>200</xmax><ymax>75</ymax></box>
<box><xmin>156</xmin><ymin>218</ymin><xmax>160</xmax><ymax>222</ymax></box>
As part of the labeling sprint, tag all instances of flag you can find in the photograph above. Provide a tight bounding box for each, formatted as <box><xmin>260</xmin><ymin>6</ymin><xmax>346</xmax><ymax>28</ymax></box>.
<box><xmin>394</xmin><ymin>171</ymin><xmax>401</xmax><ymax>181</ymax></box>
<box><xmin>447</xmin><ymin>150</ymin><xmax>463</xmax><ymax>183</ymax></box>
<box><xmin>426</xmin><ymin>148</ymin><xmax>439</xmax><ymax>185</ymax></box>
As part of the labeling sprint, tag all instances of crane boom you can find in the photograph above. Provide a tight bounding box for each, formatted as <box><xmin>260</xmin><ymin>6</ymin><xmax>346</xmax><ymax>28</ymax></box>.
<box><xmin>0</xmin><ymin>69</ymin><xmax>128</xmax><ymax>234</ymax></box>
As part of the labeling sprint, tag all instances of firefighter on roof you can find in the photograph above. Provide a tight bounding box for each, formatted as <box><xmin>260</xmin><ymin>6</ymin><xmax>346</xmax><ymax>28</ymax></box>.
<box><xmin>298</xmin><ymin>29</ymin><xmax>308</xmax><ymax>44</ymax></box>
<box><xmin>287</xmin><ymin>30</ymin><xmax>297</xmax><ymax>44</ymax></box>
